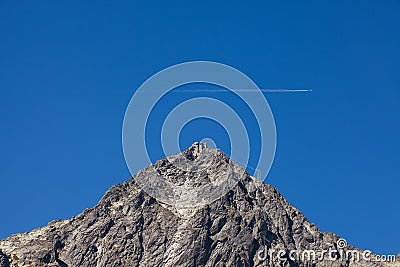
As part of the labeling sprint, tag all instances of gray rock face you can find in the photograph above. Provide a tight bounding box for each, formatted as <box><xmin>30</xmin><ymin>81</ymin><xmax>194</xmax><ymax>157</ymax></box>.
<box><xmin>0</xmin><ymin>145</ymin><xmax>398</xmax><ymax>266</ymax></box>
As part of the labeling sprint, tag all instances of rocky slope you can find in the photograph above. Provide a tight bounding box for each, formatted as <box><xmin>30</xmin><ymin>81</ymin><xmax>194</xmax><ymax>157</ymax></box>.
<box><xmin>0</xmin><ymin>145</ymin><xmax>398</xmax><ymax>266</ymax></box>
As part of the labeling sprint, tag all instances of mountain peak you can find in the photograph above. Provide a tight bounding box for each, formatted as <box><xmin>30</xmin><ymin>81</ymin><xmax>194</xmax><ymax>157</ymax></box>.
<box><xmin>0</xmin><ymin>148</ymin><xmax>398</xmax><ymax>266</ymax></box>
<box><xmin>183</xmin><ymin>142</ymin><xmax>208</xmax><ymax>160</ymax></box>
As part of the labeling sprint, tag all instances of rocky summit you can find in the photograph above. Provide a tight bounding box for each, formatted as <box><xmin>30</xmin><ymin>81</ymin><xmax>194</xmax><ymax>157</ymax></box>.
<box><xmin>0</xmin><ymin>144</ymin><xmax>398</xmax><ymax>267</ymax></box>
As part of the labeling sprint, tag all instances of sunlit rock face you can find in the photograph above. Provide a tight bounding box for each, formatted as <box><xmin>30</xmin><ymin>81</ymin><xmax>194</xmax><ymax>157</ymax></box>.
<box><xmin>0</xmin><ymin>145</ymin><xmax>398</xmax><ymax>267</ymax></box>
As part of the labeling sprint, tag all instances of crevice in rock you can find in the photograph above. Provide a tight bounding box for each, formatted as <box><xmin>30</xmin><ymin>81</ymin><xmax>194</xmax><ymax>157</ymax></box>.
<box><xmin>0</xmin><ymin>250</ymin><xmax>10</xmax><ymax>267</ymax></box>
<box><xmin>54</xmin><ymin>240</ymin><xmax>68</xmax><ymax>267</ymax></box>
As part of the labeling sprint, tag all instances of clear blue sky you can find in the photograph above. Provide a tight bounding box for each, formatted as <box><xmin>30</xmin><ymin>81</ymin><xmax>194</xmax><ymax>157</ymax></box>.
<box><xmin>0</xmin><ymin>0</ymin><xmax>399</xmax><ymax>255</ymax></box>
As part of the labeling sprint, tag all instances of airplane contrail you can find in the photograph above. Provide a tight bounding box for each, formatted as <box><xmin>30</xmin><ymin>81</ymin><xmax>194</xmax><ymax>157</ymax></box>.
<box><xmin>174</xmin><ymin>89</ymin><xmax>312</xmax><ymax>93</ymax></box>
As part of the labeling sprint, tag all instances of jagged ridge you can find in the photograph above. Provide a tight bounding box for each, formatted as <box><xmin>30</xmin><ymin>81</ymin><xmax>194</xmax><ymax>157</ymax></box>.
<box><xmin>0</xmin><ymin>145</ymin><xmax>398</xmax><ymax>266</ymax></box>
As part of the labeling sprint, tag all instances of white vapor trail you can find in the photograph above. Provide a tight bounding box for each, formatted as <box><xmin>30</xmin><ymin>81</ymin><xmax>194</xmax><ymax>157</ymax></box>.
<box><xmin>174</xmin><ymin>89</ymin><xmax>312</xmax><ymax>93</ymax></box>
